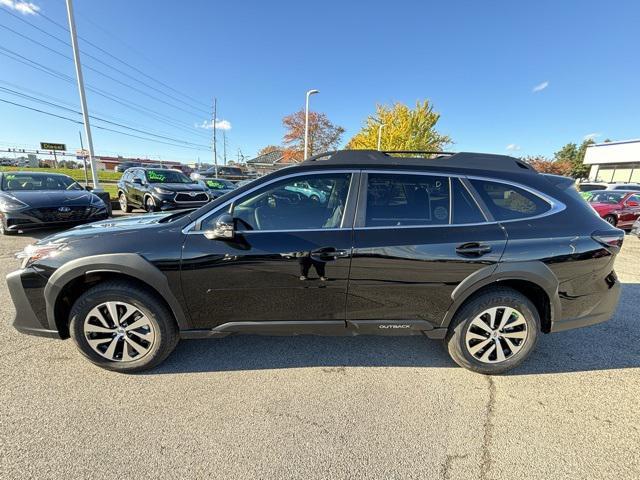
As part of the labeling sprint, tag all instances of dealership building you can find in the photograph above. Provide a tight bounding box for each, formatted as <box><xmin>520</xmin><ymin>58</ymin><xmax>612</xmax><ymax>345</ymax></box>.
<box><xmin>584</xmin><ymin>139</ymin><xmax>640</xmax><ymax>182</ymax></box>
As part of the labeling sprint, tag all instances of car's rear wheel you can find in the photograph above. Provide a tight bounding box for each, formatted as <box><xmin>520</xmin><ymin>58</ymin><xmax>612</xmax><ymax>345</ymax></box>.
<box><xmin>145</xmin><ymin>195</ymin><xmax>157</xmax><ymax>213</ymax></box>
<box><xmin>69</xmin><ymin>281</ymin><xmax>179</xmax><ymax>372</ymax></box>
<box><xmin>119</xmin><ymin>193</ymin><xmax>133</xmax><ymax>213</ymax></box>
<box><xmin>445</xmin><ymin>287</ymin><xmax>540</xmax><ymax>374</ymax></box>
<box><xmin>604</xmin><ymin>215</ymin><xmax>617</xmax><ymax>226</ymax></box>
<box><xmin>0</xmin><ymin>220</ymin><xmax>15</xmax><ymax>235</ymax></box>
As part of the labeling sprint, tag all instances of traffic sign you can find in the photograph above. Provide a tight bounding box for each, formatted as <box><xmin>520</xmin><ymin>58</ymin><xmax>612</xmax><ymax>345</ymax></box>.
<box><xmin>40</xmin><ymin>142</ymin><xmax>66</xmax><ymax>151</ymax></box>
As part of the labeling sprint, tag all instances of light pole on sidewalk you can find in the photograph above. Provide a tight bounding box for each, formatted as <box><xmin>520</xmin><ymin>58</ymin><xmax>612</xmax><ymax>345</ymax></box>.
<box><xmin>304</xmin><ymin>89</ymin><xmax>319</xmax><ymax>160</ymax></box>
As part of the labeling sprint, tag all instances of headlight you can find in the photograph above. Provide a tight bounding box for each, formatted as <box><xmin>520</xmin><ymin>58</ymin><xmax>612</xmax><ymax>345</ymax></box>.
<box><xmin>0</xmin><ymin>195</ymin><xmax>27</xmax><ymax>211</ymax></box>
<box><xmin>154</xmin><ymin>187</ymin><xmax>173</xmax><ymax>195</ymax></box>
<box><xmin>16</xmin><ymin>243</ymin><xmax>67</xmax><ymax>268</ymax></box>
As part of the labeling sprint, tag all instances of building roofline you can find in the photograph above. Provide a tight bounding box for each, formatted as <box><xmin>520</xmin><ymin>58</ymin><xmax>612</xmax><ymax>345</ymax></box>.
<box><xmin>588</xmin><ymin>139</ymin><xmax>640</xmax><ymax>148</ymax></box>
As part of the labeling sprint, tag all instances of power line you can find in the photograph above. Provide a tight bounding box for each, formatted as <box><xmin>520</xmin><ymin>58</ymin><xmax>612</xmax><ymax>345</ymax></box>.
<box><xmin>0</xmin><ymin>46</ymin><xmax>211</xmax><ymax>140</ymax></box>
<box><xmin>0</xmin><ymin>86</ymin><xmax>211</xmax><ymax>148</ymax></box>
<box><xmin>0</xmin><ymin>22</ymin><xmax>210</xmax><ymax>118</ymax></box>
<box><xmin>0</xmin><ymin>5</ymin><xmax>210</xmax><ymax>112</ymax></box>
<box><xmin>0</xmin><ymin>97</ymin><xmax>211</xmax><ymax>152</ymax></box>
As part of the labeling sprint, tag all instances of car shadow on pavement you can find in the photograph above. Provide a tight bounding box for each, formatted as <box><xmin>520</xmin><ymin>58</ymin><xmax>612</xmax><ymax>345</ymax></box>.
<box><xmin>149</xmin><ymin>283</ymin><xmax>640</xmax><ymax>375</ymax></box>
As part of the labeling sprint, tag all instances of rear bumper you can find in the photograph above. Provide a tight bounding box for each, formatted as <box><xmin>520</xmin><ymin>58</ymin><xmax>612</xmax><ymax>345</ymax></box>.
<box><xmin>6</xmin><ymin>269</ymin><xmax>60</xmax><ymax>339</ymax></box>
<box><xmin>550</xmin><ymin>272</ymin><xmax>621</xmax><ymax>333</ymax></box>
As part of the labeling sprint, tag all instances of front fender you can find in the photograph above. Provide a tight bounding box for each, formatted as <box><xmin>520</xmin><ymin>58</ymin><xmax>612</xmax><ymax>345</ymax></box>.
<box><xmin>43</xmin><ymin>253</ymin><xmax>190</xmax><ymax>331</ymax></box>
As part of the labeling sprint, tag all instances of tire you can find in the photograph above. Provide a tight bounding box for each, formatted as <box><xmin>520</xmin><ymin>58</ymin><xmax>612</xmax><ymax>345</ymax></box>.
<box><xmin>445</xmin><ymin>287</ymin><xmax>540</xmax><ymax>374</ymax></box>
<box><xmin>119</xmin><ymin>193</ymin><xmax>133</xmax><ymax>213</ymax></box>
<box><xmin>0</xmin><ymin>220</ymin><xmax>15</xmax><ymax>235</ymax></box>
<box><xmin>144</xmin><ymin>195</ymin><xmax>157</xmax><ymax>213</ymax></box>
<box><xmin>69</xmin><ymin>281</ymin><xmax>179</xmax><ymax>373</ymax></box>
<box><xmin>604</xmin><ymin>215</ymin><xmax>617</xmax><ymax>226</ymax></box>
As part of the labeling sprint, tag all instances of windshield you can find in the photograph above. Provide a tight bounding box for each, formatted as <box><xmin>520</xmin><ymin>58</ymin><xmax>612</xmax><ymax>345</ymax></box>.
<box><xmin>146</xmin><ymin>170</ymin><xmax>193</xmax><ymax>184</ymax></box>
<box><xmin>589</xmin><ymin>192</ymin><xmax>626</xmax><ymax>204</ymax></box>
<box><xmin>1</xmin><ymin>173</ymin><xmax>82</xmax><ymax>191</ymax></box>
<box><xmin>203</xmin><ymin>179</ymin><xmax>235</xmax><ymax>190</ymax></box>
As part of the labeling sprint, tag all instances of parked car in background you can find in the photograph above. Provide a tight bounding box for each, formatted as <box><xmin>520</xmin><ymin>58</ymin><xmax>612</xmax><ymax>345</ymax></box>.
<box><xmin>587</xmin><ymin>190</ymin><xmax>640</xmax><ymax>228</ymax></box>
<box><xmin>0</xmin><ymin>171</ymin><xmax>108</xmax><ymax>235</ymax></box>
<box><xmin>191</xmin><ymin>165</ymin><xmax>246</xmax><ymax>181</ymax></box>
<box><xmin>199</xmin><ymin>177</ymin><xmax>236</xmax><ymax>199</ymax></box>
<box><xmin>578</xmin><ymin>181</ymin><xmax>640</xmax><ymax>192</ymax></box>
<box><xmin>115</xmin><ymin>161</ymin><xmax>142</xmax><ymax>173</ymax></box>
<box><xmin>117</xmin><ymin>167</ymin><xmax>209</xmax><ymax>212</ymax></box>
<box><xmin>8</xmin><ymin>150</ymin><xmax>623</xmax><ymax>374</ymax></box>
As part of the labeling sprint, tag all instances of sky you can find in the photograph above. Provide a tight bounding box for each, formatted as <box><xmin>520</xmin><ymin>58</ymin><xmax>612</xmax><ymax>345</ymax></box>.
<box><xmin>1</xmin><ymin>0</ymin><xmax>639</xmax><ymax>164</ymax></box>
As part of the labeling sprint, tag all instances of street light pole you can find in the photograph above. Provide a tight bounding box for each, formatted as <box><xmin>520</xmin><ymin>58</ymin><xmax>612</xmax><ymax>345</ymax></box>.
<box><xmin>377</xmin><ymin>123</ymin><xmax>385</xmax><ymax>151</ymax></box>
<box><xmin>65</xmin><ymin>0</ymin><xmax>100</xmax><ymax>190</ymax></box>
<box><xmin>304</xmin><ymin>89</ymin><xmax>319</xmax><ymax>160</ymax></box>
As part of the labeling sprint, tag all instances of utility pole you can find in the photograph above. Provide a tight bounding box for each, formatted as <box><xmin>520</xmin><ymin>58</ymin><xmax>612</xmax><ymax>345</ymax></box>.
<box><xmin>222</xmin><ymin>130</ymin><xmax>227</xmax><ymax>165</ymax></box>
<box><xmin>212</xmin><ymin>97</ymin><xmax>218</xmax><ymax>178</ymax></box>
<box><xmin>79</xmin><ymin>130</ymin><xmax>89</xmax><ymax>185</ymax></box>
<box><xmin>65</xmin><ymin>0</ymin><xmax>101</xmax><ymax>190</ymax></box>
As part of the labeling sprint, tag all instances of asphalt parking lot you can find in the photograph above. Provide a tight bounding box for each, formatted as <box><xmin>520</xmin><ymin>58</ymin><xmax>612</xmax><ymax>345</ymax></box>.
<box><xmin>1</xmin><ymin>217</ymin><xmax>639</xmax><ymax>480</ymax></box>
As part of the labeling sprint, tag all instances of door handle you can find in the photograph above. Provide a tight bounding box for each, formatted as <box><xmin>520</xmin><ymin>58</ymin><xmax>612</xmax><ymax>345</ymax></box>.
<box><xmin>310</xmin><ymin>248</ymin><xmax>350</xmax><ymax>261</ymax></box>
<box><xmin>455</xmin><ymin>243</ymin><xmax>492</xmax><ymax>257</ymax></box>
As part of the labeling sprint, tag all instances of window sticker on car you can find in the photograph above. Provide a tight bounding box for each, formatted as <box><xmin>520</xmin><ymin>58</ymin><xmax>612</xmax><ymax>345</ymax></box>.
<box><xmin>147</xmin><ymin>171</ymin><xmax>166</xmax><ymax>182</ymax></box>
<box><xmin>5</xmin><ymin>174</ymin><xmax>16</xmax><ymax>180</ymax></box>
<box><xmin>206</xmin><ymin>180</ymin><xmax>224</xmax><ymax>189</ymax></box>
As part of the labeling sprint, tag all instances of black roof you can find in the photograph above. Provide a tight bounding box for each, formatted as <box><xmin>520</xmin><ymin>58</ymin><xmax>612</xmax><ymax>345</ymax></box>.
<box><xmin>301</xmin><ymin>150</ymin><xmax>536</xmax><ymax>175</ymax></box>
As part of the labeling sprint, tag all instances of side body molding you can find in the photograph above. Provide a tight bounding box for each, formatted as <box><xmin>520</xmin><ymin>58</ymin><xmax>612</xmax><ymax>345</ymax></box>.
<box><xmin>43</xmin><ymin>253</ymin><xmax>190</xmax><ymax>331</ymax></box>
<box><xmin>441</xmin><ymin>261</ymin><xmax>561</xmax><ymax>328</ymax></box>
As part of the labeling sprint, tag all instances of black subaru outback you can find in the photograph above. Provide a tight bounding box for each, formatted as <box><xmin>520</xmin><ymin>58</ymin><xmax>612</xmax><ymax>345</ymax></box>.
<box><xmin>7</xmin><ymin>150</ymin><xmax>622</xmax><ymax>374</ymax></box>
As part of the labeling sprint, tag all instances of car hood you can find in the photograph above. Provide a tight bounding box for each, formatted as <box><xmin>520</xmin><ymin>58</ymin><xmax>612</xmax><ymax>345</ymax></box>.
<box><xmin>152</xmin><ymin>183</ymin><xmax>205</xmax><ymax>192</ymax></box>
<box><xmin>5</xmin><ymin>190</ymin><xmax>102</xmax><ymax>208</ymax></box>
<box><xmin>37</xmin><ymin>210</ymin><xmax>187</xmax><ymax>244</ymax></box>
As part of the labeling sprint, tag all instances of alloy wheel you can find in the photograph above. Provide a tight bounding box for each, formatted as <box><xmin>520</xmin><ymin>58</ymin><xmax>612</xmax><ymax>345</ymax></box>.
<box><xmin>145</xmin><ymin>196</ymin><xmax>156</xmax><ymax>212</ymax></box>
<box><xmin>119</xmin><ymin>194</ymin><xmax>127</xmax><ymax>212</ymax></box>
<box><xmin>83</xmin><ymin>301</ymin><xmax>155</xmax><ymax>362</ymax></box>
<box><xmin>465</xmin><ymin>307</ymin><xmax>528</xmax><ymax>364</ymax></box>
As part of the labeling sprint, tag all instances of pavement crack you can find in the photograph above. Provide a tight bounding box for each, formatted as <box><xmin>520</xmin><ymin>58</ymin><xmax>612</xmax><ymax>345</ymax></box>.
<box><xmin>479</xmin><ymin>375</ymin><xmax>496</xmax><ymax>480</ymax></box>
<box><xmin>441</xmin><ymin>453</ymin><xmax>468</xmax><ymax>480</ymax></box>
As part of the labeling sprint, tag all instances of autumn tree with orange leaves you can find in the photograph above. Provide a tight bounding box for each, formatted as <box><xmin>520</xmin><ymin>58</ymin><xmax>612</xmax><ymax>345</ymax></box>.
<box><xmin>281</xmin><ymin>110</ymin><xmax>344</xmax><ymax>162</ymax></box>
<box><xmin>522</xmin><ymin>156</ymin><xmax>572</xmax><ymax>175</ymax></box>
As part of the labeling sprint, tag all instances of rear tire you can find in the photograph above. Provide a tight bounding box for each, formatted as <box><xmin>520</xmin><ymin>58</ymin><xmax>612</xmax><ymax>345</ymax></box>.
<box><xmin>119</xmin><ymin>193</ymin><xmax>133</xmax><ymax>213</ymax></box>
<box><xmin>445</xmin><ymin>287</ymin><xmax>540</xmax><ymax>374</ymax></box>
<box><xmin>69</xmin><ymin>281</ymin><xmax>179</xmax><ymax>373</ymax></box>
<box><xmin>0</xmin><ymin>221</ymin><xmax>15</xmax><ymax>235</ymax></box>
<box><xmin>604</xmin><ymin>215</ymin><xmax>617</xmax><ymax>226</ymax></box>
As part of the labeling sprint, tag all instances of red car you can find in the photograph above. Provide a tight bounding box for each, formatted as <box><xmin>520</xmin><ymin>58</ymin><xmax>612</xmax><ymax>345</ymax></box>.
<box><xmin>588</xmin><ymin>190</ymin><xmax>640</xmax><ymax>228</ymax></box>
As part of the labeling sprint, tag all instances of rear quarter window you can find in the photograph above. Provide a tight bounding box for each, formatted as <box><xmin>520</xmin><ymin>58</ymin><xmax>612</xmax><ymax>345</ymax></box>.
<box><xmin>470</xmin><ymin>179</ymin><xmax>551</xmax><ymax>221</ymax></box>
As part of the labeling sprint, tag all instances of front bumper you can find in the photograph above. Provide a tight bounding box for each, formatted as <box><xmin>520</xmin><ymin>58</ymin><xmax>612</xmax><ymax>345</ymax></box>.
<box><xmin>550</xmin><ymin>271</ymin><xmax>621</xmax><ymax>332</ymax></box>
<box><xmin>6</xmin><ymin>269</ymin><xmax>60</xmax><ymax>338</ymax></box>
<box><xmin>1</xmin><ymin>209</ymin><xmax>108</xmax><ymax>232</ymax></box>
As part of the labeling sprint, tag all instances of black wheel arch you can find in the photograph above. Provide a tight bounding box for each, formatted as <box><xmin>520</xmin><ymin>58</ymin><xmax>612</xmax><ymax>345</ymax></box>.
<box><xmin>441</xmin><ymin>261</ymin><xmax>560</xmax><ymax>333</ymax></box>
<box><xmin>44</xmin><ymin>253</ymin><xmax>190</xmax><ymax>337</ymax></box>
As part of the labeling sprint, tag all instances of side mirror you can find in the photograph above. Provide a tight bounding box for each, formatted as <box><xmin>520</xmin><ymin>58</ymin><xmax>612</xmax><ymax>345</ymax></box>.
<box><xmin>132</xmin><ymin>178</ymin><xmax>143</xmax><ymax>185</ymax></box>
<box><xmin>84</xmin><ymin>185</ymin><xmax>93</xmax><ymax>191</ymax></box>
<box><xmin>204</xmin><ymin>214</ymin><xmax>235</xmax><ymax>240</ymax></box>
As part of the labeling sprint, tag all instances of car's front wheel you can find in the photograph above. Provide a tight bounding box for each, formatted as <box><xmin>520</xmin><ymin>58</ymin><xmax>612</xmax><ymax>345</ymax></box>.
<box><xmin>119</xmin><ymin>193</ymin><xmax>133</xmax><ymax>213</ymax></box>
<box><xmin>145</xmin><ymin>195</ymin><xmax>157</xmax><ymax>213</ymax></box>
<box><xmin>445</xmin><ymin>287</ymin><xmax>540</xmax><ymax>374</ymax></box>
<box><xmin>69</xmin><ymin>281</ymin><xmax>179</xmax><ymax>372</ymax></box>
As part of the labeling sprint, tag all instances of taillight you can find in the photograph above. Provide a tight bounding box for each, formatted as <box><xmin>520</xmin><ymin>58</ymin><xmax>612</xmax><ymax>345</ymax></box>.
<box><xmin>592</xmin><ymin>230</ymin><xmax>624</xmax><ymax>250</ymax></box>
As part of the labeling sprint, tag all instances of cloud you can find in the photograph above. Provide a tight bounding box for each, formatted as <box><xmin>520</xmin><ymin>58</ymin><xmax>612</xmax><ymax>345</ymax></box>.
<box><xmin>532</xmin><ymin>81</ymin><xmax>549</xmax><ymax>93</ymax></box>
<box><xmin>506</xmin><ymin>144</ymin><xmax>521</xmax><ymax>151</ymax></box>
<box><xmin>583</xmin><ymin>132</ymin><xmax>600</xmax><ymax>141</ymax></box>
<box><xmin>0</xmin><ymin>0</ymin><xmax>40</xmax><ymax>15</ymax></box>
<box><xmin>197</xmin><ymin>119</ymin><xmax>232</xmax><ymax>131</ymax></box>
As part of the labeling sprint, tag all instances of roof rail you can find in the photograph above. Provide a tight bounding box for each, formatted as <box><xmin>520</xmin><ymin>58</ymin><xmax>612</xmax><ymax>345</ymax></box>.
<box><xmin>382</xmin><ymin>150</ymin><xmax>456</xmax><ymax>156</ymax></box>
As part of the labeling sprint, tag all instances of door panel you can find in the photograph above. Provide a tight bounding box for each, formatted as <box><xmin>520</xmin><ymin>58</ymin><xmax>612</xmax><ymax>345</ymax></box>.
<box><xmin>181</xmin><ymin>230</ymin><xmax>352</xmax><ymax>328</ymax></box>
<box><xmin>346</xmin><ymin>224</ymin><xmax>507</xmax><ymax>326</ymax></box>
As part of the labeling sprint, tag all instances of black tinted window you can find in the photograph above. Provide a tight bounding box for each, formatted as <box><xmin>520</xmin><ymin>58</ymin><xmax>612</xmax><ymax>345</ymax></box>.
<box><xmin>452</xmin><ymin>179</ymin><xmax>485</xmax><ymax>224</ymax></box>
<box><xmin>203</xmin><ymin>173</ymin><xmax>352</xmax><ymax>231</ymax></box>
<box><xmin>470</xmin><ymin>179</ymin><xmax>550</xmax><ymax>220</ymax></box>
<box><xmin>365</xmin><ymin>173</ymin><xmax>450</xmax><ymax>227</ymax></box>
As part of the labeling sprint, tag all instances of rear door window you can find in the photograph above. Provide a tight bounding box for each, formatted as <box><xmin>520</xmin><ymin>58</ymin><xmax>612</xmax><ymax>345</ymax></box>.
<box><xmin>469</xmin><ymin>179</ymin><xmax>551</xmax><ymax>221</ymax></box>
<box><xmin>452</xmin><ymin>179</ymin><xmax>486</xmax><ymax>224</ymax></box>
<box><xmin>364</xmin><ymin>173</ymin><xmax>450</xmax><ymax>227</ymax></box>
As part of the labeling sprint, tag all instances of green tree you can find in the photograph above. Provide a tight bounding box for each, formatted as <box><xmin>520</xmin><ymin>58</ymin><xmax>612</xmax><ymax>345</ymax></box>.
<box><xmin>553</xmin><ymin>139</ymin><xmax>594</xmax><ymax>178</ymax></box>
<box><xmin>346</xmin><ymin>100</ymin><xmax>451</xmax><ymax>152</ymax></box>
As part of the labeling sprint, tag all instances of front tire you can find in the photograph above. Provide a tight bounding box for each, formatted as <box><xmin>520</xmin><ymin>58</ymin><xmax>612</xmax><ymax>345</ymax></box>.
<box><xmin>445</xmin><ymin>287</ymin><xmax>540</xmax><ymax>374</ymax></box>
<box><xmin>119</xmin><ymin>193</ymin><xmax>133</xmax><ymax>213</ymax></box>
<box><xmin>69</xmin><ymin>281</ymin><xmax>179</xmax><ymax>372</ymax></box>
<box><xmin>144</xmin><ymin>195</ymin><xmax>157</xmax><ymax>213</ymax></box>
